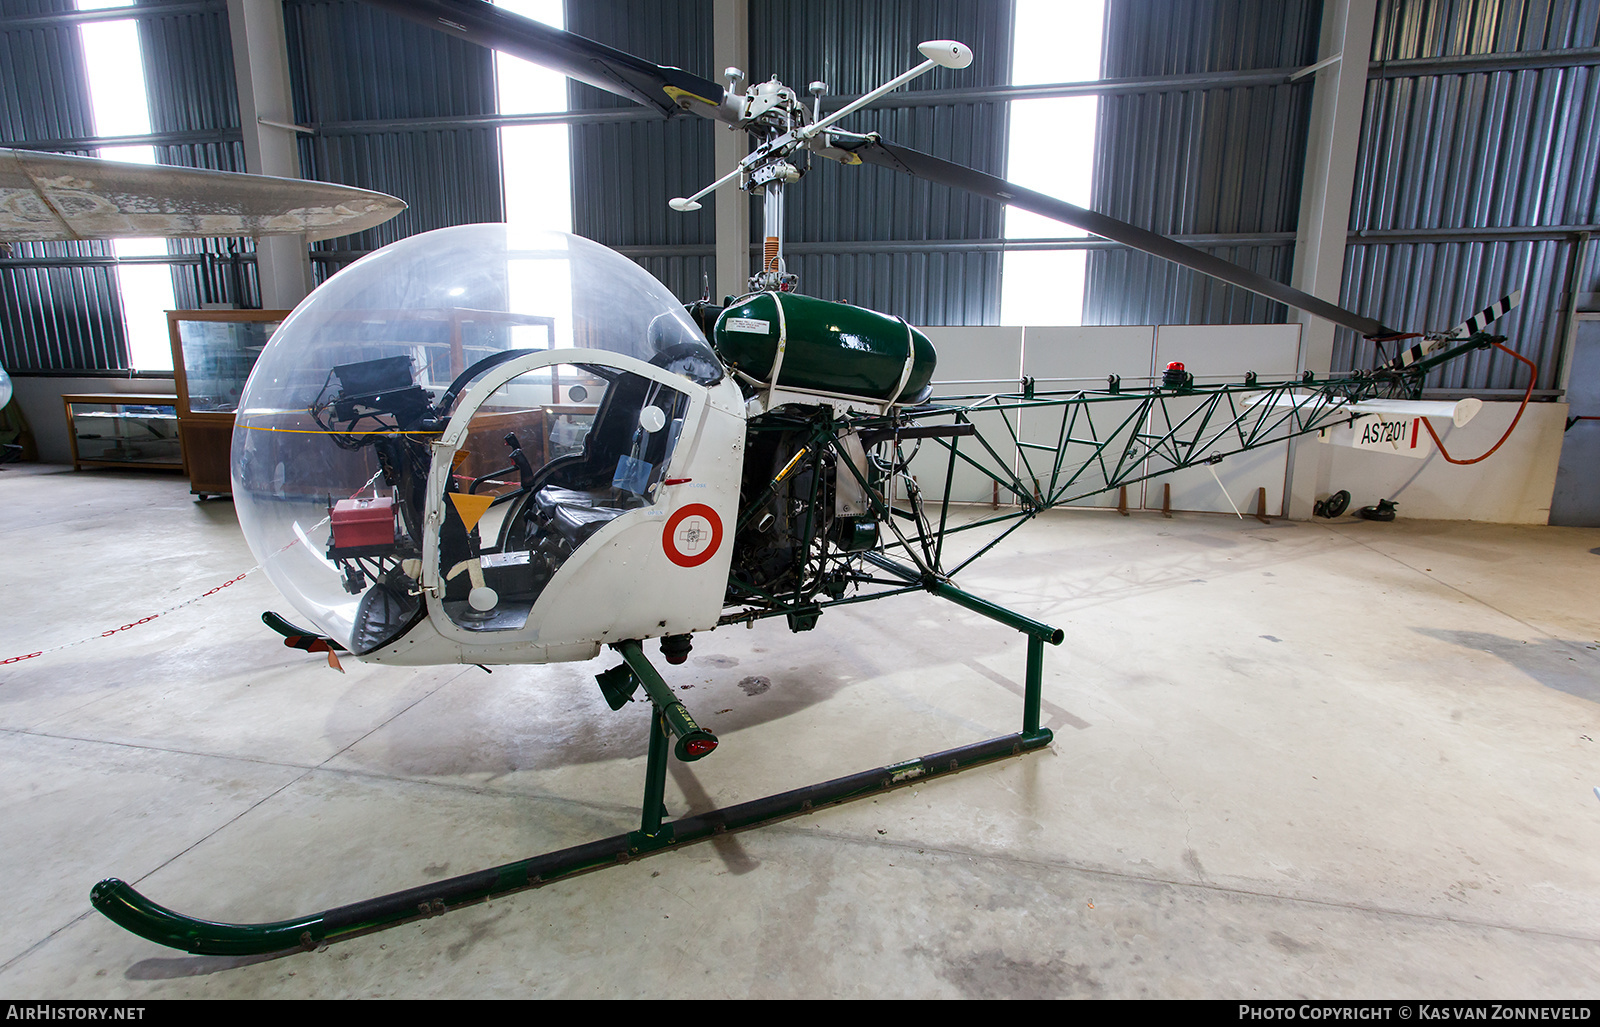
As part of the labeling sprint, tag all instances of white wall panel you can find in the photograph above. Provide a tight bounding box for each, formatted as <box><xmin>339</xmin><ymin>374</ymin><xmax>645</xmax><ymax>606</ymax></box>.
<box><xmin>1147</xmin><ymin>323</ymin><xmax>1301</xmax><ymax>515</ymax></box>
<box><xmin>911</xmin><ymin>326</ymin><xmax>1023</xmax><ymax>505</ymax></box>
<box><xmin>1314</xmin><ymin>402</ymin><xmax>1567</xmax><ymax>525</ymax></box>
<box><xmin>1019</xmin><ymin>325</ymin><xmax>1155</xmax><ymax>508</ymax></box>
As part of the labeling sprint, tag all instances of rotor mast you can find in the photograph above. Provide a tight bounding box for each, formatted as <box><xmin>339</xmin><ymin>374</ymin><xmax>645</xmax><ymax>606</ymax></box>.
<box><xmin>672</xmin><ymin>42</ymin><xmax>973</xmax><ymax>296</ymax></box>
<box><xmin>727</xmin><ymin>69</ymin><xmax>803</xmax><ymax>293</ymax></box>
<box><xmin>756</xmin><ymin>179</ymin><xmax>790</xmax><ymax>292</ymax></box>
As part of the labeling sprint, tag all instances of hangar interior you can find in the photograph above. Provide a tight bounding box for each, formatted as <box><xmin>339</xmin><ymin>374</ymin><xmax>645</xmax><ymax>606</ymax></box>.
<box><xmin>1</xmin><ymin>0</ymin><xmax>1598</xmax><ymax>999</ymax></box>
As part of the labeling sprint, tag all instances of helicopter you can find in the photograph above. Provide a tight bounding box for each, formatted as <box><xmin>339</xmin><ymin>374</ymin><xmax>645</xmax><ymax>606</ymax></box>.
<box><xmin>88</xmin><ymin>0</ymin><xmax>1525</xmax><ymax>955</ymax></box>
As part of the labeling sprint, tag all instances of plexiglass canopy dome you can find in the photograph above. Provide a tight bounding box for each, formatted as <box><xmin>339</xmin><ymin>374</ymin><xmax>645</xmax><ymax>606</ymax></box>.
<box><xmin>232</xmin><ymin>225</ymin><xmax>722</xmax><ymax>651</ymax></box>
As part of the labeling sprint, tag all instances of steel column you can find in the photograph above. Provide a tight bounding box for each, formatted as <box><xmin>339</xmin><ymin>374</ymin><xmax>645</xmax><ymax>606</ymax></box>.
<box><xmin>712</xmin><ymin>0</ymin><xmax>749</xmax><ymax>303</ymax></box>
<box><xmin>1287</xmin><ymin>0</ymin><xmax>1376</xmax><ymax>520</ymax></box>
<box><xmin>226</xmin><ymin>0</ymin><xmax>311</xmax><ymax>309</ymax></box>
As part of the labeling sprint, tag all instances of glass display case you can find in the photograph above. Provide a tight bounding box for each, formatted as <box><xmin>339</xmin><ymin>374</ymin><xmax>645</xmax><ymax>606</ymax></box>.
<box><xmin>62</xmin><ymin>394</ymin><xmax>182</xmax><ymax>471</ymax></box>
<box><xmin>167</xmin><ymin>309</ymin><xmax>290</xmax><ymax>497</ymax></box>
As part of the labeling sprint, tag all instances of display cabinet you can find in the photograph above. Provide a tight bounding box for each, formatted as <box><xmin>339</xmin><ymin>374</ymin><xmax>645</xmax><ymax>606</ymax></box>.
<box><xmin>168</xmin><ymin>309</ymin><xmax>290</xmax><ymax>498</ymax></box>
<box><xmin>61</xmin><ymin>394</ymin><xmax>183</xmax><ymax>472</ymax></box>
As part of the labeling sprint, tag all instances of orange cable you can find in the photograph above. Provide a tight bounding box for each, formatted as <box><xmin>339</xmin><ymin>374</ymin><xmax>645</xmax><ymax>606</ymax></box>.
<box><xmin>1419</xmin><ymin>342</ymin><xmax>1536</xmax><ymax>465</ymax></box>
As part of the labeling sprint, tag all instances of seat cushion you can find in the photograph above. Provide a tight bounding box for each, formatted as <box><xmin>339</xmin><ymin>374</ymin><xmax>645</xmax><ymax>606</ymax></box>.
<box><xmin>551</xmin><ymin>502</ymin><xmax>626</xmax><ymax>545</ymax></box>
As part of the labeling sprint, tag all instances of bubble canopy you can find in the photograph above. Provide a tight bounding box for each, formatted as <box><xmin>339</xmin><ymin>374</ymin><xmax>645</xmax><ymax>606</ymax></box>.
<box><xmin>231</xmin><ymin>225</ymin><xmax>724</xmax><ymax>653</ymax></box>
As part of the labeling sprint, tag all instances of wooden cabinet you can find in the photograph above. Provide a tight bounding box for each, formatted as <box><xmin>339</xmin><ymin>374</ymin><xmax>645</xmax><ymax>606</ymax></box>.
<box><xmin>167</xmin><ymin>309</ymin><xmax>290</xmax><ymax>498</ymax></box>
<box><xmin>61</xmin><ymin>394</ymin><xmax>183</xmax><ymax>472</ymax></box>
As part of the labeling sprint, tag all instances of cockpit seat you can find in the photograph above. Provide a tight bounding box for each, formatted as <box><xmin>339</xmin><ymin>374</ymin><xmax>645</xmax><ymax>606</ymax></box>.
<box><xmin>532</xmin><ymin>485</ymin><xmax>598</xmax><ymax>521</ymax></box>
<box><xmin>529</xmin><ymin>483</ymin><xmax>642</xmax><ymax>548</ymax></box>
<box><xmin>550</xmin><ymin>503</ymin><xmax>627</xmax><ymax>546</ymax></box>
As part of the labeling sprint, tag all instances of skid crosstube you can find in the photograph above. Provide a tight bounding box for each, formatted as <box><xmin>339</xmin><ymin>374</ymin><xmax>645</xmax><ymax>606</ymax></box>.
<box><xmin>92</xmin><ymin>728</ymin><xmax>1052</xmax><ymax>957</ymax></box>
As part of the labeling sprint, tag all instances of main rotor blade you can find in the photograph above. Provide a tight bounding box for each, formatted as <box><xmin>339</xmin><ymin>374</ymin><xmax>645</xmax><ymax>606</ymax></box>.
<box><xmin>838</xmin><ymin>134</ymin><xmax>1395</xmax><ymax>339</ymax></box>
<box><xmin>359</xmin><ymin>0</ymin><xmax>729</xmax><ymax>122</ymax></box>
<box><xmin>0</xmin><ymin>148</ymin><xmax>405</xmax><ymax>242</ymax></box>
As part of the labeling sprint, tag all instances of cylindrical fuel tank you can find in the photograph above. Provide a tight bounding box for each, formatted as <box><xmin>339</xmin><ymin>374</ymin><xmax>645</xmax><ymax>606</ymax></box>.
<box><xmin>712</xmin><ymin>292</ymin><xmax>937</xmax><ymax>404</ymax></box>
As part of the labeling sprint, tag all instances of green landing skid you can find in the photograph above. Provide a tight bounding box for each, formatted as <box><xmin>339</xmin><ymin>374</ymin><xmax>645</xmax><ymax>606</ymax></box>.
<box><xmin>93</xmin><ymin>588</ymin><xmax>1059</xmax><ymax>957</ymax></box>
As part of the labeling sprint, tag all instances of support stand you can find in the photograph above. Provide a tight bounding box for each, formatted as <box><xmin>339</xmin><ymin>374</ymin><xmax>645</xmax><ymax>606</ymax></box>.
<box><xmin>1254</xmin><ymin>486</ymin><xmax>1272</xmax><ymax>524</ymax></box>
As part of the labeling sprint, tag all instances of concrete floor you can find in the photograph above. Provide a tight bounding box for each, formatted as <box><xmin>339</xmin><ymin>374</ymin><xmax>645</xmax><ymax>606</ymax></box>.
<box><xmin>1</xmin><ymin>462</ymin><xmax>1597</xmax><ymax>999</ymax></box>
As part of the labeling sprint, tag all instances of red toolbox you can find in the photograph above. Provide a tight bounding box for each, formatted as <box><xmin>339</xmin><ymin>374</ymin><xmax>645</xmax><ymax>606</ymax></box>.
<box><xmin>331</xmin><ymin>496</ymin><xmax>396</xmax><ymax>549</ymax></box>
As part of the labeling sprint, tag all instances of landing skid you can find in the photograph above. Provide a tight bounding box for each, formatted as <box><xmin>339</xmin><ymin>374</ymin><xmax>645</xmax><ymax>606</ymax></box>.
<box><xmin>261</xmin><ymin>610</ymin><xmax>347</xmax><ymax>653</ymax></box>
<box><xmin>94</xmin><ymin>588</ymin><xmax>1058</xmax><ymax>956</ymax></box>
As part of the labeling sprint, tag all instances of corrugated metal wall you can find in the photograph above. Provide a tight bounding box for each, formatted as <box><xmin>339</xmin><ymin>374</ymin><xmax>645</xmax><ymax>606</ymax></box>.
<box><xmin>0</xmin><ymin>0</ymin><xmax>128</xmax><ymax>372</ymax></box>
<box><xmin>1339</xmin><ymin>0</ymin><xmax>1600</xmax><ymax>391</ymax></box>
<box><xmin>3</xmin><ymin>0</ymin><xmax>1595</xmax><ymax>393</ymax></box>
<box><xmin>1084</xmin><ymin>0</ymin><xmax>1323</xmax><ymax>329</ymax></box>
<box><xmin>565</xmin><ymin>0</ymin><xmax>718</xmax><ymax>305</ymax></box>
<box><xmin>1084</xmin><ymin>0</ymin><xmax>1599</xmax><ymax>393</ymax></box>
<box><xmin>0</xmin><ymin>0</ymin><xmax>96</xmax><ymax>142</ymax></box>
<box><xmin>752</xmin><ymin>0</ymin><xmax>1015</xmax><ymax>325</ymax></box>
<box><xmin>137</xmin><ymin>0</ymin><xmax>258</xmax><ymax>309</ymax></box>
<box><xmin>283</xmin><ymin>0</ymin><xmax>504</xmax><ymax>278</ymax></box>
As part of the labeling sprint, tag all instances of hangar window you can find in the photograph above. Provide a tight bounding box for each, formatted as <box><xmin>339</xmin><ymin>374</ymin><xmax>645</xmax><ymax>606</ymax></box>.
<box><xmin>999</xmin><ymin>0</ymin><xmax>1105</xmax><ymax>328</ymax></box>
<box><xmin>494</xmin><ymin>0</ymin><xmax>573</xmax><ymax>234</ymax></box>
<box><xmin>74</xmin><ymin>0</ymin><xmax>178</xmax><ymax>372</ymax></box>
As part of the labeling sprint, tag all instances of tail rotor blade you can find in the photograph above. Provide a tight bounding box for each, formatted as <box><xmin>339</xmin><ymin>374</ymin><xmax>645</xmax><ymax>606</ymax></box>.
<box><xmin>1380</xmin><ymin>290</ymin><xmax>1524</xmax><ymax>371</ymax></box>
<box><xmin>1449</xmin><ymin>290</ymin><xmax>1522</xmax><ymax>339</ymax></box>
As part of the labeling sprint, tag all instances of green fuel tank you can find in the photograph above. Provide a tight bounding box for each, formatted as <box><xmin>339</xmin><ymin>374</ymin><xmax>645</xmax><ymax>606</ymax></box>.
<box><xmin>712</xmin><ymin>292</ymin><xmax>937</xmax><ymax>405</ymax></box>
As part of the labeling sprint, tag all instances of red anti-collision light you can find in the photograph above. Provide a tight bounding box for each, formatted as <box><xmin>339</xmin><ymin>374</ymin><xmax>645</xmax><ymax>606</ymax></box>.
<box><xmin>1166</xmin><ymin>361</ymin><xmax>1185</xmax><ymax>371</ymax></box>
<box><xmin>685</xmin><ymin>738</ymin><xmax>717</xmax><ymax>758</ymax></box>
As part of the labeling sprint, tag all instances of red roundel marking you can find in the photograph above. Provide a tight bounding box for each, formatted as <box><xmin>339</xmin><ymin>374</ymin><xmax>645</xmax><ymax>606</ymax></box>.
<box><xmin>662</xmin><ymin>503</ymin><xmax>723</xmax><ymax>568</ymax></box>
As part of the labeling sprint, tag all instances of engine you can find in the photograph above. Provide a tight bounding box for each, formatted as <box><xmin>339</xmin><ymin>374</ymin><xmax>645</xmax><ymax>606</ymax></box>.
<box><xmin>725</xmin><ymin>411</ymin><xmax>882</xmax><ymax>630</ymax></box>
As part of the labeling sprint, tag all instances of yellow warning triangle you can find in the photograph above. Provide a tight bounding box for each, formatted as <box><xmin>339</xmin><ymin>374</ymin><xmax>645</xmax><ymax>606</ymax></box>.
<box><xmin>447</xmin><ymin>491</ymin><xmax>496</xmax><ymax>533</ymax></box>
